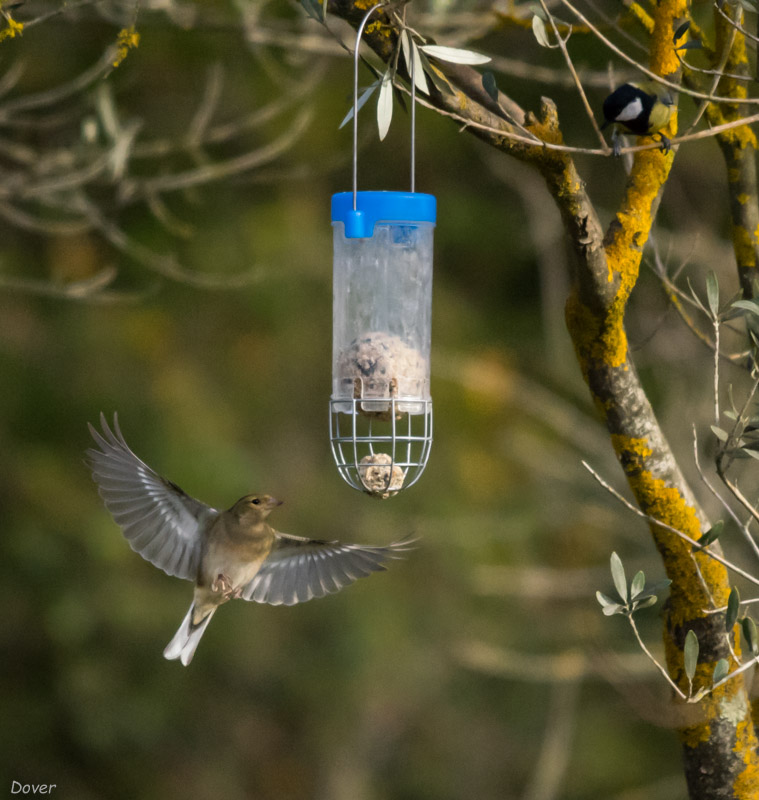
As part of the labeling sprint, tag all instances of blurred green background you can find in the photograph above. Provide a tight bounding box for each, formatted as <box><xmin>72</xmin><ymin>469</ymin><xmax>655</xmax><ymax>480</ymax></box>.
<box><xmin>0</xmin><ymin>1</ymin><xmax>744</xmax><ymax>797</ymax></box>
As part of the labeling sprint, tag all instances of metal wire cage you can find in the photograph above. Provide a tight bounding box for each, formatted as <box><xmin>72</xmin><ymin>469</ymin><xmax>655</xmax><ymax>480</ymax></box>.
<box><xmin>330</xmin><ymin>397</ymin><xmax>432</xmax><ymax>498</ymax></box>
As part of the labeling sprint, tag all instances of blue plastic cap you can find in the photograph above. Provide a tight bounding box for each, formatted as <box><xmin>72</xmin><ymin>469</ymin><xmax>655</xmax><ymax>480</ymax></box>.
<box><xmin>331</xmin><ymin>191</ymin><xmax>436</xmax><ymax>239</ymax></box>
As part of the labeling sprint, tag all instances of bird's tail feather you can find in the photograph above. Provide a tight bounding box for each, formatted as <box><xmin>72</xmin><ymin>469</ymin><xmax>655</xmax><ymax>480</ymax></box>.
<box><xmin>163</xmin><ymin>604</ymin><xmax>215</xmax><ymax>666</ymax></box>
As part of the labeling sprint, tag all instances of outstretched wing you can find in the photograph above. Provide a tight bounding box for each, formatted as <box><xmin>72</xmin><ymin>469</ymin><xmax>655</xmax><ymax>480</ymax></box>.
<box><xmin>241</xmin><ymin>533</ymin><xmax>415</xmax><ymax>606</ymax></box>
<box><xmin>86</xmin><ymin>412</ymin><xmax>218</xmax><ymax>581</ymax></box>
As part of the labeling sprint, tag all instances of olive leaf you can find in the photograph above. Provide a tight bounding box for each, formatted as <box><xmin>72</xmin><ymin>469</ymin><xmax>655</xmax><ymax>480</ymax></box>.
<box><xmin>419</xmin><ymin>44</ymin><xmax>491</xmax><ymax>65</ymax></box>
<box><xmin>684</xmin><ymin>629</ymin><xmax>699</xmax><ymax>683</ymax></box>
<box><xmin>732</xmin><ymin>299</ymin><xmax>759</xmax><ymax>317</ymax></box>
<box><xmin>596</xmin><ymin>591</ymin><xmax>625</xmax><ymax>616</ymax></box>
<box><xmin>713</xmin><ymin>658</ymin><xmax>730</xmax><ymax>684</ymax></box>
<box><xmin>711</xmin><ymin>425</ymin><xmax>728</xmax><ymax>442</ymax></box>
<box><xmin>400</xmin><ymin>31</ymin><xmax>429</xmax><ymax>95</ymax></box>
<box><xmin>741</xmin><ymin>616</ymin><xmax>758</xmax><ymax>655</ymax></box>
<box><xmin>377</xmin><ymin>69</ymin><xmax>394</xmax><ymax>141</ymax></box>
<box><xmin>673</xmin><ymin>19</ymin><xmax>691</xmax><ymax>42</ymax></box>
<box><xmin>610</xmin><ymin>551</ymin><xmax>628</xmax><ymax>603</ymax></box>
<box><xmin>482</xmin><ymin>71</ymin><xmax>499</xmax><ymax>103</ymax></box>
<box><xmin>339</xmin><ymin>81</ymin><xmax>380</xmax><ymax>129</ymax></box>
<box><xmin>630</xmin><ymin>570</ymin><xmax>645</xmax><ymax>600</ymax></box>
<box><xmin>706</xmin><ymin>271</ymin><xmax>720</xmax><ymax>317</ymax></box>
<box><xmin>692</xmin><ymin>520</ymin><xmax>723</xmax><ymax>552</ymax></box>
<box><xmin>531</xmin><ymin>15</ymin><xmax>551</xmax><ymax>47</ymax></box>
<box><xmin>726</xmin><ymin>586</ymin><xmax>740</xmax><ymax>632</ymax></box>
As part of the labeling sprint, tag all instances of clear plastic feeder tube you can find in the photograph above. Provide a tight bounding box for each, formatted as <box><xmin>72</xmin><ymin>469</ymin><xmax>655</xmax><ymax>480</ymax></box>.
<box><xmin>330</xmin><ymin>190</ymin><xmax>435</xmax><ymax>497</ymax></box>
<box><xmin>331</xmin><ymin>191</ymin><xmax>435</xmax><ymax>417</ymax></box>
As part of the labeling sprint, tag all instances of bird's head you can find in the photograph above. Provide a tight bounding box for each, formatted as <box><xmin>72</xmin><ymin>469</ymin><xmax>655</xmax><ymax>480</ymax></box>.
<box><xmin>231</xmin><ymin>494</ymin><xmax>283</xmax><ymax>520</ymax></box>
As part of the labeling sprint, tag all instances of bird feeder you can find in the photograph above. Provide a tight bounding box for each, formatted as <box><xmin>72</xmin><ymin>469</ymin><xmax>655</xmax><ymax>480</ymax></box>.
<box><xmin>329</xmin><ymin>4</ymin><xmax>436</xmax><ymax>498</ymax></box>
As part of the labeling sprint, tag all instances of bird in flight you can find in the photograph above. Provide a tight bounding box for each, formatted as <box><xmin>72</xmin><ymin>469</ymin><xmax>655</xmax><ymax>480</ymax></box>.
<box><xmin>86</xmin><ymin>414</ymin><xmax>414</xmax><ymax>665</ymax></box>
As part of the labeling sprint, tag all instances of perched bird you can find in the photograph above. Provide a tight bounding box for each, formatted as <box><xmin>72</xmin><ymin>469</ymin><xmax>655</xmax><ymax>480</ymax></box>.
<box><xmin>86</xmin><ymin>413</ymin><xmax>413</xmax><ymax>666</ymax></box>
<box><xmin>601</xmin><ymin>81</ymin><xmax>675</xmax><ymax>155</ymax></box>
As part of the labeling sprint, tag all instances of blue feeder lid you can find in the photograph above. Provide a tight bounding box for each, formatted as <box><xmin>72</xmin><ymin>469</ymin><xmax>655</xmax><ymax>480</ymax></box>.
<box><xmin>332</xmin><ymin>191</ymin><xmax>436</xmax><ymax>239</ymax></box>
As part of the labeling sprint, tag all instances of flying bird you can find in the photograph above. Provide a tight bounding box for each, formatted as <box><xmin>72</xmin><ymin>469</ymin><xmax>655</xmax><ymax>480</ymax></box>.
<box><xmin>86</xmin><ymin>413</ymin><xmax>413</xmax><ymax>666</ymax></box>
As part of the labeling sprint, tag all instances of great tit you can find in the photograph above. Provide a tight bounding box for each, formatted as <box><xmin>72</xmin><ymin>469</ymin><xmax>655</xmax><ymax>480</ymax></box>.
<box><xmin>601</xmin><ymin>81</ymin><xmax>675</xmax><ymax>156</ymax></box>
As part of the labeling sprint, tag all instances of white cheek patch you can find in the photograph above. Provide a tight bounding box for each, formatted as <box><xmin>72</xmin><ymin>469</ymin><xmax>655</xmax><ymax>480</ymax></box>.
<box><xmin>615</xmin><ymin>97</ymin><xmax>644</xmax><ymax>122</ymax></box>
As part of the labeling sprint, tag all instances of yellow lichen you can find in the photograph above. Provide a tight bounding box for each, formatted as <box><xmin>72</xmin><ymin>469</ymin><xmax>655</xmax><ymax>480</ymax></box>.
<box><xmin>733</xmin><ymin>225</ymin><xmax>757</xmax><ymax>269</ymax></box>
<box><xmin>112</xmin><ymin>26</ymin><xmax>140</xmax><ymax>68</ymax></box>
<box><xmin>733</xmin><ymin>717</ymin><xmax>759</xmax><ymax>797</ymax></box>
<box><xmin>649</xmin><ymin>0</ymin><xmax>689</xmax><ymax>76</ymax></box>
<box><xmin>625</xmin><ymin>2</ymin><xmax>654</xmax><ymax>33</ymax></box>
<box><xmin>0</xmin><ymin>14</ymin><xmax>23</xmax><ymax>42</ymax></box>
<box><xmin>610</xmin><ymin>434</ymin><xmax>652</xmax><ymax>460</ymax></box>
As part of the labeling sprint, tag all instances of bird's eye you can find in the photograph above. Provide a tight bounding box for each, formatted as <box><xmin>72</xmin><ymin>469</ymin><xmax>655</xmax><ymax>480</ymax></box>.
<box><xmin>251</xmin><ymin>498</ymin><xmax>260</xmax><ymax>505</ymax></box>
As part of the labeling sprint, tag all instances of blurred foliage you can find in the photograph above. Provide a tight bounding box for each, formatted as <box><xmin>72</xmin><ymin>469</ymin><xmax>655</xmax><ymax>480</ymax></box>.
<box><xmin>3</xmin><ymin>0</ymin><xmax>752</xmax><ymax>797</ymax></box>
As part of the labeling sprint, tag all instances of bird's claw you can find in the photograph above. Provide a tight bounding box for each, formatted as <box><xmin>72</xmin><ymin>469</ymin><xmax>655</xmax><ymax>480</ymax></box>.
<box><xmin>211</xmin><ymin>573</ymin><xmax>242</xmax><ymax>599</ymax></box>
<box><xmin>657</xmin><ymin>133</ymin><xmax>671</xmax><ymax>154</ymax></box>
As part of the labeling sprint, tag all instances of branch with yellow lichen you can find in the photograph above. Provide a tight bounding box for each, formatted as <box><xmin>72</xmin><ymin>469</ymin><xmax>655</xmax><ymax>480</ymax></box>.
<box><xmin>325</xmin><ymin>2</ymin><xmax>759</xmax><ymax>796</ymax></box>
<box><xmin>0</xmin><ymin>12</ymin><xmax>23</xmax><ymax>42</ymax></box>
<box><xmin>709</xmin><ymin>7</ymin><xmax>759</xmax><ymax>300</ymax></box>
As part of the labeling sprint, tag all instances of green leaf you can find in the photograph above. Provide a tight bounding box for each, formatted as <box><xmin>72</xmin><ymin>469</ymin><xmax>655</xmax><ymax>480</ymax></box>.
<box><xmin>529</xmin><ymin>3</ymin><xmax>547</xmax><ymax>19</ymax></box>
<box><xmin>377</xmin><ymin>69</ymin><xmax>393</xmax><ymax>141</ymax></box>
<box><xmin>632</xmin><ymin>595</ymin><xmax>658</xmax><ymax>611</ymax></box>
<box><xmin>684</xmin><ymin>629</ymin><xmax>699</xmax><ymax>682</ymax></box>
<box><xmin>732</xmin><ymin>299</ymin><xmax>759</xmax><ymax>316</ymax></box>
<box><xmin>630</xmin><ymin>570</ymin><xmax>645</xmax><ymax>599</ymax></box>
<box><xmin>400</xmin><ymin>32</ymin><xmax>429</xmax><ymax>96</ymax></box>
<box><xmin>644</xmin><ymin>579</ymin><xmax>672</xmax><ymax>596</ymax></box>
<box><xmin>339</xmin><ymin>81</ymin><xmax>380</xmax><ymax>129</ymax></box>
<box><xmin>419</xmin><ymin>44</ymin><xmax>491</xmax><ymax>65</ymax></box>
<box><xmin>418</xmin><ymin>51</ymin><xmax>454</xmax><ymax>95</ymax></box>
<box><xmin>693</xmin><ymin>520</ymin><xmax>723</xmax><ymax>551</ymax></box>
<box><xmin>686</xmin><ymin>277</ymin><xmax>708</xmax><ymax>314</ymax></box>
<box><xmin>727</xmin><ymin>587</ymin><xmax>740</xmax><ymax>631</ymax></box>
<box><xmin>706</xmin><ymin>272</ymin><xmax>719</xmax><ymax>317</ymax></box>
<box><xmin>299</xmin><ymin>0</ymin><xmax>323</xmax><ymax>21</ymax></box>
<box><xmin>673</xmin><ymin>19</ymin><xmax>691</xmax><ymax>41</ymax></box>
<box><xmin>711</xmin><ymin>425</ymin><xmax>728</xmax><ymax>442</ymax></box>
<box><xmin>596</xmin><ymin>590</ymin><xmax>617</xmax><ymax>608</ymax></box>
<box><xmin>742</xmin><ymin>616</ymin><xmax>758</xmax><ymax>654</ymax></box>
<box><xmin>531</xmin><ymin>14</ymin><xmax>551</xmax><ymax>47</ymax></box>
<box><xmin>601</xmin><ymin>602</ymin><xmax>626</xmax><ymax>616</ymax></box>
<box><xmin>677</xmin><ymin>40</ymin><xmax>703</xmax><ymax>51</ymax></box>
<box><xmin>482</xmin><ymin>71</ymin><xmax>499</xmax><ymax>103</ymax></box>
<box><xmin>610</xmin><ymin>552</ymin><xmax>628</xmax><ymax>603</ymax></box>
<box><xmin>713</xmin><ymin>658</ymin><xmax>730</xmax><ymax>684</ymax></box>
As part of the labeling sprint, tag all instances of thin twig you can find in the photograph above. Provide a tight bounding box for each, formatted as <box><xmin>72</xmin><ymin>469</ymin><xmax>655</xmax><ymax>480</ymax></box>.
<box><xmin>714</xmin><ymin>317</ymin><xmax>721</xmax><ymax>426</ymax></box>
<box><xmin>537</xmin><ymin>0</ymin><xmax>610</xmax><ymax>152</ymax></box>
<box><xmin>693</xmin><ymin>426</ymin><xmax>759</xmax><ymax>562</ymax></box>
<box><xmin>684</xmin><ymin>16</ymin><xmax>738</xmax><ymax>137</ymax></box>
<box><xmin>582</xmin><ymin>460</ymin><xmax>759</xmax><ymax>588</ymax></box>
<box><xmin>628</xmin><ymin>613</ymin><xmax>687</xmax><ymax>699</ymax></box>
<box><xmin>411</xmin><ymin>90</ymin><xmax>759</xmax><ymax>156</ymax></box>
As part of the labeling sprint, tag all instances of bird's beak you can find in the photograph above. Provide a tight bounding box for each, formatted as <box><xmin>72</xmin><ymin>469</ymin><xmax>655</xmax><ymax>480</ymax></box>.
<box><xmin>266</xmin><ymin>497</ymin><xmax>284</xmax><ymax>509</ymax></box>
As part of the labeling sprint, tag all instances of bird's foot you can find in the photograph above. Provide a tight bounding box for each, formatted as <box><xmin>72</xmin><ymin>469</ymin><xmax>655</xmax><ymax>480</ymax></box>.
<box><xmin>657</xmin><ymin>133</ymin><xmax>671</xmax><ymax>154</ymax></box>
<box><xmin>211</xmin><ymin>573</ymin><xmax>243</xmax><ymax>600</ymax></box>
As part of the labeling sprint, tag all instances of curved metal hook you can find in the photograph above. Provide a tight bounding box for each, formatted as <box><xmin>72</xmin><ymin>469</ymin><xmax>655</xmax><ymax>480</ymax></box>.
<box><xmin>352</xmin><ymin>3</ymin><xmax>416</xmax><ymax>209</ymax></box>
